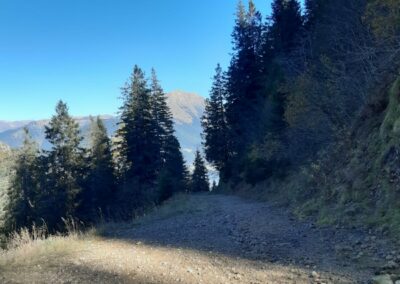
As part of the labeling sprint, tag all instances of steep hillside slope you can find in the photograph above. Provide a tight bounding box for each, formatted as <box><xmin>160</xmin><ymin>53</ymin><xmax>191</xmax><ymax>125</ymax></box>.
<box><xmin>242</xmin><ymin>77</ymin><xmax>400</xmax><ymax>239</ymax></box>
<box><xmin>315</xmin><ymin>78</ymin><xmax>400</xmax><ymax>235</ymax></box>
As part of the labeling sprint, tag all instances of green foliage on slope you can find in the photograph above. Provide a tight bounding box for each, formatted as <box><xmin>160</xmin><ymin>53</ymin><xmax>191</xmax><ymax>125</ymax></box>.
<box><xmin>204</xmin><ymin>0</ymin><xmax>400</xmax><ymax>237</ymax></box>
<box><xmin>0</xmin><ymin>144</ymin><xmax>13</xmax><ymax>220</ymax></box>
<box><xmin>239</xmin><ymin>77</ymin><xmax>400</xmax><ymax>237</ymax></box>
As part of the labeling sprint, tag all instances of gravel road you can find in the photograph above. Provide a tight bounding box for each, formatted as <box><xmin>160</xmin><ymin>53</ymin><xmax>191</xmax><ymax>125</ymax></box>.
<box><xmin>2</xmin><ymin>193</ymin><xmax>397</xmax><ymax>283</ymax></box>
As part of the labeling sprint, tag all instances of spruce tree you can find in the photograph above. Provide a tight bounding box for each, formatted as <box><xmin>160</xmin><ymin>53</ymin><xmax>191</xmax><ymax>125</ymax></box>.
<box><xmin>80</xmin><ymin>117</ymin><xmax>116</xmax><ymax>220</ymax></box>
<box><xmin>304</xmin><ymin>0</ymin><xmax>318</xmax><ymax>29</ymax></box>
<box><xmin>202</xmin><ymin>64</ymin><xmax>230</xmax><ymax>178</ymax></box>
<box><xmin>150</xmin><ymin>69</ymin><xmax>174</xmax><ymax>166</ymax></box>
<box><xmin>42</xmin><ymin>100</ymin><xmax>85</xmax><ymax>229</ymax></box>
<box><xmin>269</xmin><ymin>0</ymin><xmax>303</xmax><ymax>53</ymax></box>
<box><xmin>4</xmin><ymin>128</ymin><xmax>39</xmax><ymax>232</ymax></box>
<box><xmin>150</xmin><ymin>69</ymin><xmax>188</xmax><ymax>201</ymax></box>
<box><xmin>190</xmin><ymin>150</ymin><xmax>209</xmax><ymax>193</ymax></box>
<box><xmin>116</xmin><ymin>66</ymin><xmax>161</xmax><ymax>204</ymax></box>
<box><xmin>157</xmin><ymin>135</ymin><xmax>189</xmax><ymax>200</ymax></box>
<box><xmin>225</xmin><ymin>0</ymin><xmax>264</xmax><ymax>159</ymax></box>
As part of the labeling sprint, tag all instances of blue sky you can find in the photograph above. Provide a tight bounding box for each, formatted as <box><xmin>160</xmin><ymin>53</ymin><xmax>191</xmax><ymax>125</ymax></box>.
<box><xmin>0</xmin><ymin>0</ymin><xmax>273</xmax><ymax>120</ymax></box>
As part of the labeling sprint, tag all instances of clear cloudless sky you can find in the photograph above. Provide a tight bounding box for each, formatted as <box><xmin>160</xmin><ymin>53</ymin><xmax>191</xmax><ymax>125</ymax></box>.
<box><xmin>0</xmin><ymin>0</ymin><xmax>274</xmax><ymax>120</ymax></box>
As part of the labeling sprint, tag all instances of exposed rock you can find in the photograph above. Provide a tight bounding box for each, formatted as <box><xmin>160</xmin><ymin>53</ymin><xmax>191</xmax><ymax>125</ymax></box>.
<box><xmin>311</xmin><ymin>270</ymin><xmax>320</xmax><ymax>278</ymax></box>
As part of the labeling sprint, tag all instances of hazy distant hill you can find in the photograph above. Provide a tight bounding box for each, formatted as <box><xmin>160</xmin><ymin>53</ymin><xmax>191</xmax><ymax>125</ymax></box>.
<box><xmin>0</xmin><ymin>91</ymin><xmax>205</xmax><ymax>165</ymax></box>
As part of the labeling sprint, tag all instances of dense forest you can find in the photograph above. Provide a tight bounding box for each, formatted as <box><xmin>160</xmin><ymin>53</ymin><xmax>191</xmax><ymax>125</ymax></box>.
<box><xmin>0</xmin><ymin>67</ymin><xmax>210</xmax><ymax>237</ymax></box>
<box><xmin>1</xmin><ymin>0</ymin><xmax>400</xmax><ymax>241</ymax></box>
<box><xmin>202</xmin><ymin>0</ymin><xmax>400</xmax><ymax>235</ymax></box>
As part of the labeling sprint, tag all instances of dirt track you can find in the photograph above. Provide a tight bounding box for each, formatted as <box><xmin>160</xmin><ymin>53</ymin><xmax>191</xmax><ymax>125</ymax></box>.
<box><xmin>1</xmin><ymin>194</ymin><xmax>392</xmax><ymax>283</ymax></box>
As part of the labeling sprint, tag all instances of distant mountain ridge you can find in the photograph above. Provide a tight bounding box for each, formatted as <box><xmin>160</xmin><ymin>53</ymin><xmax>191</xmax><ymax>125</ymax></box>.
<box><xmin>0</xmin><ymin>91</ymin><xmax>205</xmax><ymax>165</ymax></box>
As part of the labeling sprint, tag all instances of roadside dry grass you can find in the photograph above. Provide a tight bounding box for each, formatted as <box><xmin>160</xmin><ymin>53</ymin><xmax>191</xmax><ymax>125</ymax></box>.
<box><xmin>0</xmin><ymin>234</ymin><xmax>321</xmax><ymax>284</ymax></box>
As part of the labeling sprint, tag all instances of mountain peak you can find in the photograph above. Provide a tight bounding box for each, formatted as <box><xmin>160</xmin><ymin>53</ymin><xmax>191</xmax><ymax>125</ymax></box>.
<box><xmin>167</xmin><ymin>91</ymin><xmax>205</xmax><ymax>124</ymax></box>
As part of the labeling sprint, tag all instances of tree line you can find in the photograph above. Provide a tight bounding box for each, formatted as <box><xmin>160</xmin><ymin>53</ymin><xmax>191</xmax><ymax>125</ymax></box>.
<box><xmin>2</xmin><ymin>67</ymin><xmax>210</xmax><ymax>234</ymax></box>
<box><xmin>202</xmin><ymin>0</ymin><xmax>400</xmax><ymax>185</ymax></box>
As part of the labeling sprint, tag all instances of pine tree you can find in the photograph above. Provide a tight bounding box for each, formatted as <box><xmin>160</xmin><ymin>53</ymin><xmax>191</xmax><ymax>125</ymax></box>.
<box><xmin>150</xmin><ymin>69</ymin><xmax>174</xmax><ymax>166</ymax></box>
<box><xmin>116</xmin><ymin>66</ymin><xmax>161</xmax><ymax>204</ymax></box>
<box><xmin>42</xmin><ymin>100</ymin><xmax>85</xmax><ymax>229</ymax></box>
<box><xmin>157</xmin><ymin>135</ymin><xmax>189</xmax><ymax>200</ymax></box>
<box><xmin>4</xmin><ymin>128</ymin><xmax>39</xmax><ymax>232</ymax></box>
<box><xmin>80</xmin><ymin>116</ymin><xmax>116</xmax><ymax>220</ymax></box>
<box><xmin>269</xmin><ymin>0</ymin><xmax>303</xmax><ymax>53</ymax></box>
<box><xmin>225</xmin><ymin>0</ymin><xmax>264</xmax><ymax>159</ymax></box>
<box><xmin>150</xmin><ymin>69</ymin><xmax>188</xmax><ymax>201</ymax></box>
<box><xmin>304</xmin><ymin>0</ymin><xmax>318</xmax><ymax>29</ymax></box>
<box><xmin>202</xmin><ymin>64</ymin><xmax>230</xmax><ymax>178</ymax></box>
<box><xmin>190</xmin><ymin>150</ymin><xmax>209</xmax><ymax>192</ymax></box>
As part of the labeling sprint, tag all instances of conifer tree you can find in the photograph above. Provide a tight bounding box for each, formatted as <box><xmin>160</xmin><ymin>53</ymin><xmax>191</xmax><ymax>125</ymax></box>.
<box><xmin>42</xmin><ymin>100</ymin><xmax>85</xmax><ymax>229</ymax></box>
<box><xmin>190</xmin><ymin>150</ymin><xmax>209</xmax><ymax>192</ymax></box>
<box><xmin>225</xmin><ymin>0</ymin><xmax>264</xmax><ymax>159</ymax></box>
<box><xmin>80</xmin><ymin>117</ymin><xmax>116</xmax><ymax>220</ymax></box>
<box><xmin>150</xmin><ymin>69</ymin><xmax>174</xmax><ymax>165</ymax></box>
<box><xmin>269</xmin><ymin>0</ymin><xmax>303</xmax><ymax>53</ymax></box>
<box><xmin>202</xmin><ymin>64</ymin><xmax>230</xmax><ymax>178</ymax></box>
<box><xmin>150</xmin><ymin>69</ymin><xmax>188</xmax><ymax>200</ymax></box>
<box><xmin>157</xmin><ymin>135</ymin><xmax>189</xmax><ymax>200</ymax></box>
<box><xmin>116</xmin><ymin>66</ymin><xmax>161</xmax><ymax>204</ymax></box>
<box><xmin>4</xmin><ymin>128</ymin><xmax>39</xmax><ymax>232</ymax></box>
<box><xmin>304</xmin><ymin>0</ymin><xmax>318</xmax><ymax>29</ymax></box>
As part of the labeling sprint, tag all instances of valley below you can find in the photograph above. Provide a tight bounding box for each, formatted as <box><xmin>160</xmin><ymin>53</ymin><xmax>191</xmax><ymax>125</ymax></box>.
<box><xmin>1</xmin><ymin>193</ymin><xmax>398</xmax><ymax>284</ymax></box>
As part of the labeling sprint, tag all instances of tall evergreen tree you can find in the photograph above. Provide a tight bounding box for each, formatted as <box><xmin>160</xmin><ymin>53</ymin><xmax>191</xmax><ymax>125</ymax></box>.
<box><xmin>150</xmin><ymin>69</ymin><xmax>188</xmax><ymax>201</ymax></box>
<box><xmin>269</xmin><ymin>0</ymin><xmax>303</xmax><ymax>53</ymax></box>
<box><xmin>225</xmin><ymin>0</ymin><xmax>264</xmax><ymax>159</ymax></box>
<box><xmin>304</xmin><ymin>0</ymin><xmax>318</xmax><ymax>29</ymax></box>
<box><xmin>202</xmin><ymin>64</ymin><xmax>230</xmax><ymax>178</ymax></box>
<box><xmin>41</xmin><ymin>100</ymin><xmax>85</xmax><ymax>229</ymax></box>
<box><xmin>150</xmin><ymin>69</ymin><xmax>174</xmax><ymax>165</ymax></box>
<box><xmin>157</xmin><ymin>135</ymin><xmax>189</xmax><ymax>200</ymax></box>
<box><xmin>4</xmin><ymin>128</ymin><xmax>39</xmax><ymax>232</ymax></box>
<box><xmin>80</xmin><ymin>117</ymin><xmax>116</xmax><ymax>220</ymax></box>
<box><xmin>116</xmin><ymin>66</ymin><xmax>161</xmax><ymax>205</ymax></box>
<box><xmin>190</xmin><ymin>150</ymin><xmax>209</xmax><ymax>193</ymax></box>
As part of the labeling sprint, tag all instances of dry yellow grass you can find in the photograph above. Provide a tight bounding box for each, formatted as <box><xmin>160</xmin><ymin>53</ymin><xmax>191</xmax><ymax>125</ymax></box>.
<box><xmin>0</xmin><ymin>234</ymin><xmax>323</xmax><ymax>284</ymax></box>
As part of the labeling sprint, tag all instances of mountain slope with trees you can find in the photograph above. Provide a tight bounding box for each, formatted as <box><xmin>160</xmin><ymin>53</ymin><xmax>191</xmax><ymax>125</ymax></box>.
<box><xmin>202</xmin><ymin>0</ymin><xmax>400</xmax><ymax>238</ymax></box>
<box><xmin>1</xmin><ymin>0</ymin><xmax>400</xmax><ymax>282</ymax></box>
<box><xmin>0</xmin><ymin>67</ymin><xmax>193</xmax><ymax>236</ymax></box>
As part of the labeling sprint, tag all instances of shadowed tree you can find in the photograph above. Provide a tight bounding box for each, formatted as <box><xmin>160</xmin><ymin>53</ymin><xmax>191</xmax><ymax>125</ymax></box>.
<box><xmin>190</xmin><ymin>150</ymin><xmax>209</xmax><ymax>193</ymax></box>
<box><xmin>116</xmin><ymin>66</ymin><xmax>162</xmax><ymax>208</ymax></box>
<box><xmin>4</xmin><ymin>128</ymin><xmax>40</xmax><ymax>233</ymax></box>
<box><xmin>202</xmin><ymin>64</ymin><xmax>230</xmax><ymax>179</ymax></box>
<box><xmin>40</xmin><ymin>100</ymin><xmax>85</xmax><ymax>230</ymax></box>
<box><xmin>151</xmin><ymin>69</ymin><xmax>188</xmax><ymax>201</ymax></box>
<box><xmin>79</xmin><ymin>116</ymin><xmax>116</xmax><ymax>221</ymax></box>
<box><xmin>225</xmin><ymin>0</ymin><xmax>265</xmax><ymax>161</ymax></box>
